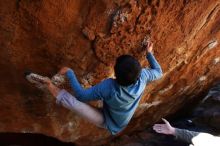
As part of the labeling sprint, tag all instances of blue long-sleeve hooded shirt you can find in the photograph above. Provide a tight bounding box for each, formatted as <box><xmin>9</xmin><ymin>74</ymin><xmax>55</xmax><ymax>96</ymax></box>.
<box><xmin>66</xmin><ymin>53</ymin><xmax>163</xmax><ymax>135</ymax></box>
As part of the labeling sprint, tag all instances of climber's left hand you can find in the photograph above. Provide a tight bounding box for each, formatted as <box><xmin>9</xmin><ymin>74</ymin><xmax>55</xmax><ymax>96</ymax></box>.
<box><xmin>59</xmin><ymin>67</ymin><xmax>71</xmax><ymax>75</ymax></box>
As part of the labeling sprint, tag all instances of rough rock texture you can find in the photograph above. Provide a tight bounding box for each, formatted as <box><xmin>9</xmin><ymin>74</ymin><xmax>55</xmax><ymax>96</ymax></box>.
<box><xmin>0</xmin><ymin>0</ymin><xmax>220</xmax><ymax>145</ymax></box>
<box><xmin>192</xmin><ymin>82</ymin><xmax>220</xmax><ymax>131</ymax></box>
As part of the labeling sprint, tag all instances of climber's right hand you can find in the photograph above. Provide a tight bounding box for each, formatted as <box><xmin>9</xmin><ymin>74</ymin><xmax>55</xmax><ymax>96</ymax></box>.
<box><xmin>59</xmin><ymin>67</ymin><xmax>71</xmax><ymax>75</ymax></box>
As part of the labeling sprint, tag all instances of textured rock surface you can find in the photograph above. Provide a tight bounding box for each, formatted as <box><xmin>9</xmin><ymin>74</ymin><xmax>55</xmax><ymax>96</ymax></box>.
<box><xmin>0</xmin><ymin>0</ymin><xmax>220</xmax><ymax>145</ymax></box>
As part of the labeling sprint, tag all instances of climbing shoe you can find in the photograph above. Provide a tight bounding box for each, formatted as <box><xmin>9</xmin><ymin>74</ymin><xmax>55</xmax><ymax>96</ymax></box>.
<box><xmin>25</xmin><ymin>71</ymin><xmax>50</xmax><ymax>89</ymax></box>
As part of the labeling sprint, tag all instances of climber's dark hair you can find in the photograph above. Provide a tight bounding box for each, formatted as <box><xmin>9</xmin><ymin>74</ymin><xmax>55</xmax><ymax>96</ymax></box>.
<box><xmin>114</xmin><ymin>55</ymin><xmax>141</xmax><ymax>86</ymax></box>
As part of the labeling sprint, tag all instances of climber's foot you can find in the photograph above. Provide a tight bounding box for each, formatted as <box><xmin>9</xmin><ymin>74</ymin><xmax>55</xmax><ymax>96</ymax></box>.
<box><xmin>24</xmin><ymin>71</ymin><xmax>51</xmax><ymax>89</ymax></box>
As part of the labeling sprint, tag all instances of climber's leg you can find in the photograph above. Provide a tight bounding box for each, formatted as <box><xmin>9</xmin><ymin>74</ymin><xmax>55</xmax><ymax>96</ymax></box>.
<box><xmin>48</xmin><ymin>83</ymin><xmax>105</xmax><ymax>128</ymax></box>
<box><xmin>25</xmin><ymin>72</ymin><xmax>105</xmax><ymax>128</ymax></box>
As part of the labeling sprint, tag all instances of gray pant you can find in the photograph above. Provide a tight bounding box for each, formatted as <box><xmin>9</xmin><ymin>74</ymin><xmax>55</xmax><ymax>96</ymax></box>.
<box><xmin>56</xmin><ymin>89</ymin><xmax>106</xmax><ymax>128</ymax></box>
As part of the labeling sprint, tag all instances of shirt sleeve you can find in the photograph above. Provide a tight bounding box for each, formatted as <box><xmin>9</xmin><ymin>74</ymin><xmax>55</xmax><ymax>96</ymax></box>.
<box><xmin>65</xmin><ymin>69</ymin><xmax>110</xmax><ymax>102</ymax></box>
<box><xmin>175</xmin><ymin>128</ymin><xmax>200</xmax><ymax>143</ymax></box>
<box><xmin>141</xmin><ymin>53</ymin><xmax>163</xmax><ymax>83</ymax></box>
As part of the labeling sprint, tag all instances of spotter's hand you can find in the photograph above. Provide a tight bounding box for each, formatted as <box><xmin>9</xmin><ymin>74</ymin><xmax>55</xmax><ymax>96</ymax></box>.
<box><xmin>153</xmin><ymin>118</ymin><xmax>176</xmax><ymax>135</ymax></box>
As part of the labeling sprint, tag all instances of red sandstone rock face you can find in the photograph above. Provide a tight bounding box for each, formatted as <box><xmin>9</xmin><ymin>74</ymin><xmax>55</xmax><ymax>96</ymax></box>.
<box><xmin>0</xmin><ymin>0</ymin><xmax>220</xmax><ymax>145</ymax></box>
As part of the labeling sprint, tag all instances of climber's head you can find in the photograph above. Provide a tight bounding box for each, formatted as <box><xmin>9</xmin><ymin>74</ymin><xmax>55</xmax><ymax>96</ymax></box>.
<box><xmin>114</xmin><ymin>55</ymin><xmax>141</xmax><ymax>86</ymax></box>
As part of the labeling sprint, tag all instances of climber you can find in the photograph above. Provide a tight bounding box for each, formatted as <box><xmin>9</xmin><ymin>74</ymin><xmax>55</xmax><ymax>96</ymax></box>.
<box><xmin>25</xmin><ymin>41</ymin><xmax>163</xmax><ymax>135</ymax></box>
<box><xmin>153</xmin><ymin>118</ymin><xmax>220</xmax><ymax>146</ymax></box>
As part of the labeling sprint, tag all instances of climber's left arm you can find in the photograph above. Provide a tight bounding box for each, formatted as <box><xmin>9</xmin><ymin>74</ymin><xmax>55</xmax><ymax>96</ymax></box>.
<box><xmin>64</xmin><ymin>69</ymin><xmax>109</xmax><ymax>102</ymax></box>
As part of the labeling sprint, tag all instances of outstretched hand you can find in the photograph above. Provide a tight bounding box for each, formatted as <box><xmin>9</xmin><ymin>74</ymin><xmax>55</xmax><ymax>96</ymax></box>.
<box><xmin>153</xmin><ymin>118</ymin><xmax>176</xmax><ymax>135</ymax></box>
<box><xmin>58</xmin><ymin>67</ymin><xmax>70</xmax><ymax>75</ymax></box>
<box><xmin>146</xmin><ymin>41</ymin><xmax>153</xmax><ymax>53</ymax></box>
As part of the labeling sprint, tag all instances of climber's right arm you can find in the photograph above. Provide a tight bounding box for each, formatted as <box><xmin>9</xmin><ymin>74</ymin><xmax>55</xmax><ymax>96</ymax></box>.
<box><xmin>140</xmin><ymin>42</ymin><xmax>163</xmax><ymax>83</ymax></box>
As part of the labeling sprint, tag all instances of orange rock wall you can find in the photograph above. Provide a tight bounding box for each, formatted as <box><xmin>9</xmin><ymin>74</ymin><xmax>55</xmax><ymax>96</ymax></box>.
<box><xmin>0</xmin><ymin>0</ymin><xmax>220</xmax><ymax>145</ymax></box>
